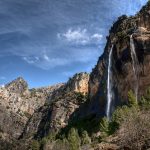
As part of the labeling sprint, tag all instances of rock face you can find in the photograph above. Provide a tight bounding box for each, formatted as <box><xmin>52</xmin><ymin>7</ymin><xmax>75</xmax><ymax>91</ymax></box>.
<box><xmin>65</xmin><ymin>72</ymin><xmax>89</xmax><ymax>95</ymax></box>
<box><xmin>0</xmin><ymin>72</ymin><xmax>89</xmax><ymax>142</ymax></box>
<box><xmin>5</xmin><ymin>77</ymin><xmax>28</xmax><ymax>94</ymax></box>
<box><xmin>21</xmin><ymin>72</ymin><xmax>89</xmax><ymax>139</ymax></box>
<box><xmin>0</xmin><ymin>77</ymin><xmax>64</xmax><ymax>140</ymax></box>
<box><xmin>89</xmin><ymin>2</ymin><xmax>150</xmax><ymax>116</ymax></box>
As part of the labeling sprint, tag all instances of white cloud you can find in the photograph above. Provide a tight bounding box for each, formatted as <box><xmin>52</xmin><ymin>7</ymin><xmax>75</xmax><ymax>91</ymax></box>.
<box><xmin>63</xmin><ymin>28</ymin><xmax>89</xmax><ymax>44</ymax></box>
<box><xmin>21</xmin><ymin>39</ymin><xmax>100</xmax><ymax>70</ymax></box>
<box><xmin>22</xmin><ymin>49</ymin><xmax>98</xmax><ymax>70</ymax></box>
<box><xmin>22</xmin><ymin>55</ymin><xmax>69</xmax><ymax>70</ymax></box>
<box><xmin>23</xmin><ymin>56</ymin><xmax>39</xmax><ymax>64</ymax></box>
<box><xmin>35</xmin><ymin>58</ymin><xmax>70</xmax><ymax>70</ymax></box>
<box><xmin>58</xmin><ymin>28</ymin><xmax>103</xmax><ymax>45</ymax></box>
<box><xmin>43</xmin><ymin>54</ymin><xmax>50</xmax><ymax>61</ymax></box>
<box><xmin>91</xmin><ymin>33</ymin><xmax>103</xmax><ymax>41</ymax></box>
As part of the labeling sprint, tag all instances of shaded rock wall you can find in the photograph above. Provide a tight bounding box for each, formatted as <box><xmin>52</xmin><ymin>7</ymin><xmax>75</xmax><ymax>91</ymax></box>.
<box><xmin>89</xmin><ymin>2</ymin><xmax>150</xmax><ymax>116</ymax></box>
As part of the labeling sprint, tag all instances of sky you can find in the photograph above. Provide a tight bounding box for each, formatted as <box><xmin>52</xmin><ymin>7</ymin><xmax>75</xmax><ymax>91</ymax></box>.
<box><xmin>0</xmin><ymin>0</ymin><xmax>148</xmax><ymax>88</ymax></box>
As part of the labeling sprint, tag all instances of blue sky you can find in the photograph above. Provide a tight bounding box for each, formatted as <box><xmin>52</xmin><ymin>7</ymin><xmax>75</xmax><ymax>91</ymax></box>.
<box><xmin>0</xmin><ymin>0</ymin><xmax>148</xmax><ymax>88</ymax></box>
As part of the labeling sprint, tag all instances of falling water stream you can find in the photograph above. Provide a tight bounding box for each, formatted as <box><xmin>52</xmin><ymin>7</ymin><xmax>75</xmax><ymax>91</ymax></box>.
<box><xmin>130</xmin><ymin>35</ymin><xmax>139</xmax><ymax>101</ymax></box>
<box><xmin>106</xmin><ymin>35</ymin><xmax>138</xmax><ymax>119</ymax></box>
<box><xmin>106</xmin><ymin>45</ymin><xmax>114</xmax><ymax>119</ymax></box>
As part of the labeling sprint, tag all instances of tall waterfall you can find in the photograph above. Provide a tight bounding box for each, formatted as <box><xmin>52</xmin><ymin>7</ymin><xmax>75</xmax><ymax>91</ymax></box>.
<box><xmin>106</xmin><ymin>45</ymin><xmax>114</xmax><ymax>119</ymax></box>
<box><xmin>130</xmin><ymin>35</ymin><xmax>139</xmax><ymax>101</ymax></box>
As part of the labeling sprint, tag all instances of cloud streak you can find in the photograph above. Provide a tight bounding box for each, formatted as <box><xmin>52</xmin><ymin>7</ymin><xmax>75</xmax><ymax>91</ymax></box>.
<box><xmin>58</xmin><ymin>28</ymin><xmax>103</xmax><ymax>45</ymax></box>
<box><xmin>22</xmin><ymin>46</ymin><xmax>99</xmax><ymax>70</ymax></box>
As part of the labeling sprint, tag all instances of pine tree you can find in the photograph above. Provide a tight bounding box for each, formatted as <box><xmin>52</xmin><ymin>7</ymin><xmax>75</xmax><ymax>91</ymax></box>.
<box><xmin>81</xmin><ymin>130</ymin><xmax>91</xmax><ymax>145</ymax></box>
<box><xmin>68</xmin><ymin>128</ymin><xmax>81</xmax><ymax>150</ymax></box>
<box><xmin>128</xmin><ymin>90</ymin><xmax>137</xmax><ymax>107</ymax></box>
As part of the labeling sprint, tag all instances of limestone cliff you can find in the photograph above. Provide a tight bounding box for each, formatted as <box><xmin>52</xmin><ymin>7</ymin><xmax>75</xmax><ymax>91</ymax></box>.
<box><xmin>89</xmin><ymin>2</ymin><xmax>150</xmax><ymax>116</ymax></box>
<box><xmin>0</xmin><ymin>72</ymin><xmax>89</xmax><ymax>143</ymax></box>
<box><xmin>0</xmin><ymin>77</ymin><xmax>63</xmax><ymax>140</ymax></box>
<box><xmin>21</xmin><ymin>72</ymin><xmax>89</xmax><ymax>139</ymax></box>
<box><xmin>65</xmin><ymin>72</ymin><xmax>89</xmax><ymax>95</ymax></box>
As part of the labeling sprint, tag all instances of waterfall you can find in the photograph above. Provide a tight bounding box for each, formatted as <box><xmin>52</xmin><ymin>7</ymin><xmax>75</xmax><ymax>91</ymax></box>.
<box><xmin>106</xmin><ymin>45</ymin><xmax>114</xmax><ymax>119</ymax></box>
<box><xmin>130</xmin><ymin>35</ymin><xmax>139</xmax><ymax>101</ymax></box>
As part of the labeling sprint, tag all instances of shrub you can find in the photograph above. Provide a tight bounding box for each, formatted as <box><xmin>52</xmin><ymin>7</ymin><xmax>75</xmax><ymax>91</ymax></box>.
<box><xmin>75</xmin><ymin>92</ymin><xmax>88</xmax><ymax>103</ymax></box>
<box><xmin>98</xmin><ymin>117</ymin><xmax>118</xmax><ymax>140</ymax></box>
<box><xmin>68</xmin><ymin>128</ymin><xmax>81</xmax><ymax>150</ymax></box>
<box><xmin>116</xmin><ymin>31</ymin><xmax>128</xmax><ymax>39</ymax></box>
<box><xmin>81</xmin><ymin>130</ymin><xmax>91</xmax><ymax>145</ymax></box>
<box><xmin>117</xmin><ymin>110</ymin><xmax>150</xmax><ymax>150</ymax></box>
<box><xmin>99</xmin><ymin>117</ymin><xmax>110</xmax><ymax>138</ymax></box>
<box><xmin>128</xmin><ymin>90</ymin><xmax>137</xmax><ymax>107</ymax></box>
<box><xmin>46</xmin><ymin>131</ymin><xmax>56</xmax><ymax>142</ymax></box>
<box><xmin>112</xmin><ymin>105</ymin><xmax>130</xmax><ymax>125</ymax></box>
<box><xmin>40</xmin><ymin>137</ymin><xmax>48</xmax><ymax>148</ymax></box>
<box><xmin>31</xmin><ymin>140</ymin><xmax>40</xmax><ymax>150</ymax></box>
<box><xmin>138</xmin><ymin>88</ymin><xmax>150</xmax><ymax>109</ymax></box>
<box><xmin>40</xmin><ymin>131</ymin><xmax>57</xmax><ymax>149</ymax></box>
<box><xmin>58</xmin><ymin>114</ymin><xmax>100</xmax><ymax>138</ymax></box>
<box><xmin>53</xmin><ymin>139</ymin><xmax>70</xmax><ymax>150</ymax></box>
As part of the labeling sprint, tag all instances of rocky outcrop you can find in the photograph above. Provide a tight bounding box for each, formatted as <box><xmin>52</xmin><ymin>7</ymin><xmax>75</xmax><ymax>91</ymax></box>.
<box><xmin>22</xmin><ymin>92</ymin><xmax>87</xmax><ymax>139</ymax></box>
<box><xmin>65</xmin><ymin>72</ymin><xmax>89</xmax><ymax>95</ymax></box>
<box><xmin>89</xmin><ymin>2</ymin><xmax>150</xmax><ymax>116</ymax></box>
<box><xmin>21</xmin><ymin>72</ymin><xmax>89</xmax><ymax>139</ymax></box>
<box><xmin>0</xmin><ymin>78</ymin><xmax>64</xmax><ymax>140</ymax></box>
<box><xmin>5</xmin><ymin>77</ymin><xmax>28</xmax><ymax>94</ymax></box>
<box><xmin>0</xmin><ymin>72</ymin><xmax>90</xmax><ymax>142</ymax></box>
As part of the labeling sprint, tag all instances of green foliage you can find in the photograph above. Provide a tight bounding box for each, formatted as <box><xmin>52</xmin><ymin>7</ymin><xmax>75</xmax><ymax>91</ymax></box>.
<box><xmin>68</xmin><ymin>128</ymin><xmax>81</xmax><ymax>150</ymax></box>
<box><xmin>40</xmin><ymin>131</ymin><xmax>57</xmax><ymax>149</ymax></box>
<box><xmin>116</xmin><ymin>31</ymin><xmax>128</xmax><ymax>39</ymax></box>
<box><xmin>112</xmin><ymin>105</ymin><xmax>140</xmax><ymax>128</ymax></box>
<box><xmin>81</xmin><ymin>130</ymin><xmax>91</xmax><ymax>145</ymax></box>
<box><xmin>58</xmin><ymin>114</ymin><xmax>101</xmax><ymax>138</ymax></box>
<box><xmin>128</xmin><ymin>90</ymin><xmax>137</xmax><ymax>107</ymax></box>
<box><xmin>99</xmin><ymin>117</ymin><xmax>118</xmax><ymax>140</ymax></box>
<box><xmin>99</xmin><ymin>117</ymin><xmax>109</xmax><ymax>138</ymax></box>
<box><xmin>139</xmin><ymin>88</ymin><xmax>150</xmax><ymax>109</ymax></box>
<box><xmin>75</xmin><ymin>92</ymin><xmax>88</xmax><ymax>103</ymax></box>
<box><xmin>143</xmin><ymin>87</ymin><xmax>150</xmax><ymax>101</ymax></box>
<box><xmin>45</xmin><ymin>131</ymin><xmax>56</xmax><ymax>142</ymax></box>
<box><xmin>31</xmin><ymin>140</ymin><xmax>40</xmax><ymax>150</ymax></box>
<box><xmin>112</xmin><ymin>106</ymin><xmax>129</xmax><ymax>125</ymax></box>
<box><xmin>53</xmin><ymin>139</ymin><xmax>70</xmax><ymax>150</ymax></box>
<box><xmin>40</xmin><ymin>137</ymin><xmax>48</xmax><ymax>148</ymax></box>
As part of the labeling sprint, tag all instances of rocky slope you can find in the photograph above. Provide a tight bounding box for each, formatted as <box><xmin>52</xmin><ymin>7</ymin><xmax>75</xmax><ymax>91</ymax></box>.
<box><xmin>0</xmin><ymin>73</ymin><xmax>89</xmax><ymax>144</ymax></box>
<box><xmin>88</xmin><ymin>2</ymin><xmax>150</xmax><ymax>116</ymax></box>
<box><xmin>0</xmin><ymin>77</ymin><xmax>64</xmax><ymax>140</ymax></box>
<box><xmin>21</xmin><ymin>72</ymin><xmax>89</xmax><ymax>139</ymax></box>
